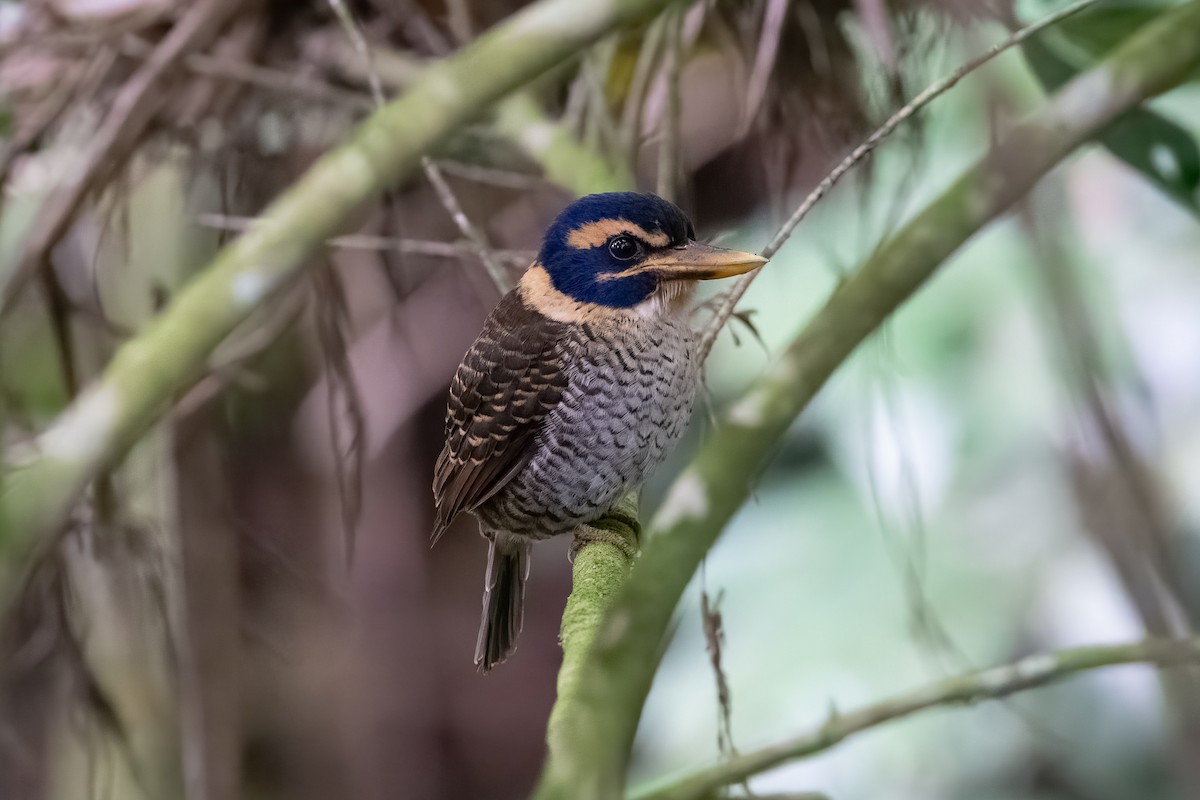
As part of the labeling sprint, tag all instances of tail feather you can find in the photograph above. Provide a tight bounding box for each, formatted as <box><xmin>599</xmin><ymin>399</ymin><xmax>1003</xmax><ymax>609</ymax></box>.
<box><xmin>474</xmin><ymin>540</ymin><xmax>530</xmax><ymax>671</ymax></box>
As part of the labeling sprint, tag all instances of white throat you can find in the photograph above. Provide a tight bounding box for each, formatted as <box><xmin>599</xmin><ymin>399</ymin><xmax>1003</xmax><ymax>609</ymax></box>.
<box><xmin>634</xmin><ymin>281</ymin><xmax>695</xmax><ymax>319</ymax></box>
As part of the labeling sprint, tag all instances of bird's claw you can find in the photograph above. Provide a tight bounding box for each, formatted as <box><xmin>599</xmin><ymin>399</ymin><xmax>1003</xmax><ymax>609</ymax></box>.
<box><xmin>569</xmin><ymin>523</ymin><xmax>639</xmax><ymax>562</ymax></box>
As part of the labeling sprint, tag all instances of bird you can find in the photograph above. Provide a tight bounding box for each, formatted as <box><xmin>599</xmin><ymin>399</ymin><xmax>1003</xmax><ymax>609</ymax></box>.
<box><xmin>431</xmin><ymin>192</ymin><xmax>766</xmax><ymax>671</ymax></box>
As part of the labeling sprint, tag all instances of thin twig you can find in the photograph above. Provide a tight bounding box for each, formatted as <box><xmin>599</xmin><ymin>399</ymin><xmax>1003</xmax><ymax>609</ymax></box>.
<box><xmin>699</xmin><ymin>586</ymin><xmax>736</xmax><ymax>759</ymax></box>
<box><xmin>0</xmin><ymin>0</ymin><xmax>244</xmax><ymax>316</ymax></box>
<box><xmin>385</xmin><ymin>0</ymin><xmax>454</xmax><ymax>54</ymax></box>
<box><xmin>861</xmin><ymin>347</ymin><xmax>974</xmax><ymax>674</ymax></box>
<box><xmin>621</xmin><ymin>18</ymin><xmax>668</xmax><ymax>169</ymax></box>
<box><xmin>632</xmin><ymin>638</ymin><xmax>1200</xmax><ymax>800</ymax></box>
<box><xmin>656</xmin><ymin>6</ymin><xmax>685</xmax><ymax>203</ymax></box>
<box><xmin>1025</xmin><ymin>197</ymin><xmax>1200</xmax><ymax>792</ymax></box>
<box><xmin>259</xmin><ymin>0</ymin><xmax>523</xmax><ymax>294</ymax></box>
<box><xmin>0</xmin><ymin>49</ymin><xmax>116</xmax><ymax>199</ymax></box>
<box><xmin>421</xmin><ymin>157</ymin><xmax>512</xmax><ymax>293</ymax></box>
<box><xmin>433</xmin><ymin>160</ymin><xmax>545</xmax><ymax>190</ymax></box>
<box><xmin>313</xmin><ymin>265</ymin><xmax>366</xmax><ymax>566</ymax></box>
<box><xmin>119</xmin><ymin>35</ymin><xmax>372</xmax><ymax>110</ymax></box>
<box><xmin>327</xmin><ymin>0</ymin><xmax>511</xmax><ymax>293</ymax></box>
<box><xmin>194</xmin><ymin>213</ymin><xmax>534</xmax><ymax>263</ymax></box>
<box><xmin>337</xmin><ymin>234</ymin><xmax>533</xmax><ymax>265</ymax></box>
<box><xmin>741</xmin><ymin>0</ymin><xmax>789</xmax><ymax>137</ymax></box>
<box><xmin>326</xmin><ymin>0</ymin><xmax>386</xmax><ymax>106</ymax></box>
<box><xmin>795</xmin><ymin>1</ymin><xmax>832</xmax><ymax>76</ymax></box>
<box><xmin>855</xmin><ymin>0</ymin><xmax>898</xmax><ymax>71</ymax></box>
<box><xmin>696</xmin><ymin>0</ymin><xmax>1100</xmax><ymax>360</ymax></box>
<box><xmin>1022</xmin><ymin>197</ymin><xmax>1183</xmax><ymax>628</ymax></box>
<box><xmin>581</xmin><ymin>41</ymin><xmax>626</xmax><ymax>178</ymax></box>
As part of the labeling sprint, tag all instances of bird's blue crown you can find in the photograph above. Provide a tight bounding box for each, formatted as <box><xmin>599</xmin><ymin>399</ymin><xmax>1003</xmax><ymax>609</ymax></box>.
<box><xmin>536</xmin><ymin>192</ymin><xmax>695</xmax><ymax>308</ymax></box>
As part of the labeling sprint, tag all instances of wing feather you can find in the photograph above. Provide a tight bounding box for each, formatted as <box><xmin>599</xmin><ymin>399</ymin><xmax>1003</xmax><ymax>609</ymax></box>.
<box><xmin>431</xmin><ymin>292</ymin><xmax>569</xmax><ymax>544</ymax></box>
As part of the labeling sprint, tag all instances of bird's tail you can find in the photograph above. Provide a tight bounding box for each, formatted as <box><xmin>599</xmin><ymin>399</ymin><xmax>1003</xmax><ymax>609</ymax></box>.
<box><xmin>474</xmin><ymin>537</ymin><xmax>530</xmax><ymax>672</ymax></box>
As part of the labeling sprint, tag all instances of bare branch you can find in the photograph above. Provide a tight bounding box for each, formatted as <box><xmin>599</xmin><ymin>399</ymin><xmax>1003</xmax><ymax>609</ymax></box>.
<box><xmin>327</xmin><ymin>0</ymin><xmax>511</xmax><ymax>292</ymax></box>
<box><xmin>194</xmin><ymin>213</ymin><xmax>535</xmax><ymax>263</ymax></box>
<box><xmin>741</xmin><ymin>0</ymin><xmax>789</xmax><ymax>136</ymax></box>
<box><xmin>697</xmin><ymin>0</ymin><xmax>1100</xmax><ymax>360</ymax></box>
<box><xmin>655</xmin><ymin>5</ymin><xmax>685</xmax><ymax>203</ymax></box>
<box><xmin>120</xmin><ymin>35</ymin><xmax>371</xmax><ymax>109</ymax></box>
<box><xmin>0</xmin><ymin>0</ymin><xmax>245</xmax><ymax>315</ymax></box>
<box><xmin>326</xmin><ymin>0</ymin><xmax>386</xmax><ymax>106</ymax></box>
<box><xmin>421</xmin><ymin>156</ymin><xmax>512</xmax><ymax>293</ymax></box>
<box><xmin>631</xmin><ymin>638</ymin><xmax>1200</xmax><ymax>800</ymax></box>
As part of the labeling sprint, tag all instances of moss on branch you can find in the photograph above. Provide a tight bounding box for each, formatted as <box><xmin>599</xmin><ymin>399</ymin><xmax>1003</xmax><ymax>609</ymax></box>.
<box><xmin>495</xmin><ymin>93</ymin><xmax>634</xmax><ymax>196</ymax></box>
<box><xmin>547</xmin><ymin>493</ymin><xmax>641</xmax><ymax>767</ymax></box>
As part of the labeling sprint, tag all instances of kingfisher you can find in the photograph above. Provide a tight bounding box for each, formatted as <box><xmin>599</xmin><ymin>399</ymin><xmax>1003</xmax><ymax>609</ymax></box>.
<box><xmin>432</xmin><ymin>192</ymin><xmax>766</xmax><ymax>670</ymax></box>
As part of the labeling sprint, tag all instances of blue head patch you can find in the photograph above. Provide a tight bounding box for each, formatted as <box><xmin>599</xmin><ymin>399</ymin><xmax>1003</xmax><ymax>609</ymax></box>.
<box><xmin>536</xmin><ymin>192</ymin><xmax>696</xmax><ymax>308</ymax></box>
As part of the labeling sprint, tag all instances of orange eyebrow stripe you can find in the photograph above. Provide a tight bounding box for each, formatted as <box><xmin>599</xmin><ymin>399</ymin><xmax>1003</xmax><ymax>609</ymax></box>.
<box><xmin>519</xmin><ymin>264</ymin><xmax>627</xmax><ymax>324</ymax></box>
<box><xmin>566</xmin><ymin>219</ymin><xmax>671</xmax><ymax>249</ymax></box>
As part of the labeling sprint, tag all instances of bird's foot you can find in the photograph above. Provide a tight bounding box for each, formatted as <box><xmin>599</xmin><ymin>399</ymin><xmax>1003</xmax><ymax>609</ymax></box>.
<box><xmin>569</xmin><ymin>522</ymin><xmax>639</xmax><ymax>563</ymax></box>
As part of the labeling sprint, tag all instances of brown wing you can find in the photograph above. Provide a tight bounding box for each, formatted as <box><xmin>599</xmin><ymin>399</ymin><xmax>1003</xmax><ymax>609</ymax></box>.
<box><xmin>431</xmin><ymin>291</ymin><xmax>569</xmax><ymax>544</ymax></box>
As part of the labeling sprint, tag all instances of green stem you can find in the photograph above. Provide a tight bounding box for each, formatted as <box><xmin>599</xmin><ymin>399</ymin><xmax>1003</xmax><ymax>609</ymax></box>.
<box><xmin>495</xmin><ymin>93</ymin><xmax>634</xmax><ymax>196</ymax></box>
<box><xmin>631</xmin><ymin>638</ymin><xmax>1200</xmax><ymax>800</ymax></box>
<box><xmin>547</xmin><ymin>494</ymin><xmax>642</xmax><ymax>763</ymax></box>
<box><xmin>532</xmin><ymin>3</ymin><xmax>1200</xmax><ymax>798</ymax></box>
<box><xmin>0</xmin><ymin>0</ymin><xmax>682</xmax><ymax>553</ymax></box>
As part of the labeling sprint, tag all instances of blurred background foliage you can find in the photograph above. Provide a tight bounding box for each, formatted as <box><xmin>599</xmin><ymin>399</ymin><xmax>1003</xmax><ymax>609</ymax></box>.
<box><xmin>2</xmin><ymin>0</ymin><xmax>1200</xmax><ymax>799</ymax></box>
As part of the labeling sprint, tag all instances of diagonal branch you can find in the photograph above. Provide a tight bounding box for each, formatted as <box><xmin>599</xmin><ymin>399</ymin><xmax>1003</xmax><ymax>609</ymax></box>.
<box><xmin>631</xmin><ymin>637</ymin><xmax>1200</xmax><ymax>800</ymax></box>
<box><xmin>532</xmin><ymin>4</ymin><xmax>1200</xmax><ymax>799</ymax></box>
<box><xmin>0</xmin><ymin>0</ymin><xmax>685</xmax><ymax>558</ymax></box>
<box><xmin>0</xmin><ymin>0</ymin><xmax>246</xmax><ymax>315</ymax></box>
<box><xmin>696</xmin><ymin>0</ymin><xmax>1098</xmax><ymax>360</ymax></box>
<box><xmin>421</xmin><ymin>155</ymin><xmax>512</xmax><ymax>292</ymax></box>
<box><xmin>494</xmin><ymin>92</ymin><xmax>635</xmax><ymax>196</ymax></box>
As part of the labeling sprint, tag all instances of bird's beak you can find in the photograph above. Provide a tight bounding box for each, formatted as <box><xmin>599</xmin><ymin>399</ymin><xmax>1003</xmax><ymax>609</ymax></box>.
<box><xmin>609</xmin><ymin>242</ymin><xmax>768</xmax><ymax>282</ymax></box>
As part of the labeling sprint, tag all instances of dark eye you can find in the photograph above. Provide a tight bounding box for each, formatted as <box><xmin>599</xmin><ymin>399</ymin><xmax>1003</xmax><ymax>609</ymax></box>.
<box><xmin>608</xmin><ymin>235</ymin><xmax>639</xmax><ymax>261</ymax></box>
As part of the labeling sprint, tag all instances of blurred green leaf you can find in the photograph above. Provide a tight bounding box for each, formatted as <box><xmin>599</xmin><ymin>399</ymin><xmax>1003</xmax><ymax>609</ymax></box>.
<box><xmin>1100</xmin><ymin>108</ymin><xmax>1200</xmax><ymax>210</ymax></box>
<box><xmin>1054</xmin><ymin>2</ymin><xmax>1172</xmax><ymax>58</ymax></box>
<box><xmin>1022</xmin><ymin>16</ymin><xmax>1200</xmax><ymax>215</ymax></box>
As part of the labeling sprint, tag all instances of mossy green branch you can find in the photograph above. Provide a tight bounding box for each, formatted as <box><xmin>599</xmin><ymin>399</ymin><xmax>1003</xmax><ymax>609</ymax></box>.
<box><xmin>547</xmin><ymin>493</ymin><xmax>641</xmax><ymax>768</ymax></box>
<box><xmin>495</xmin><ymin>93</ymin><xmax>634</xmax><ymax>196</ymax></box>
<box><xmin>532</xmin><ymin>3</ymin><xmax>1200</xmax><ymax>798</ymax></box>
<box><xmin>631</xmin><ymin>637</ymin><xmax>1200</xmax><ymax>800</ymax></box>
<box><xmin>0</xmin><ymin>0</ymin><xmax>683</xmax><ymax>553</ymax></box>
